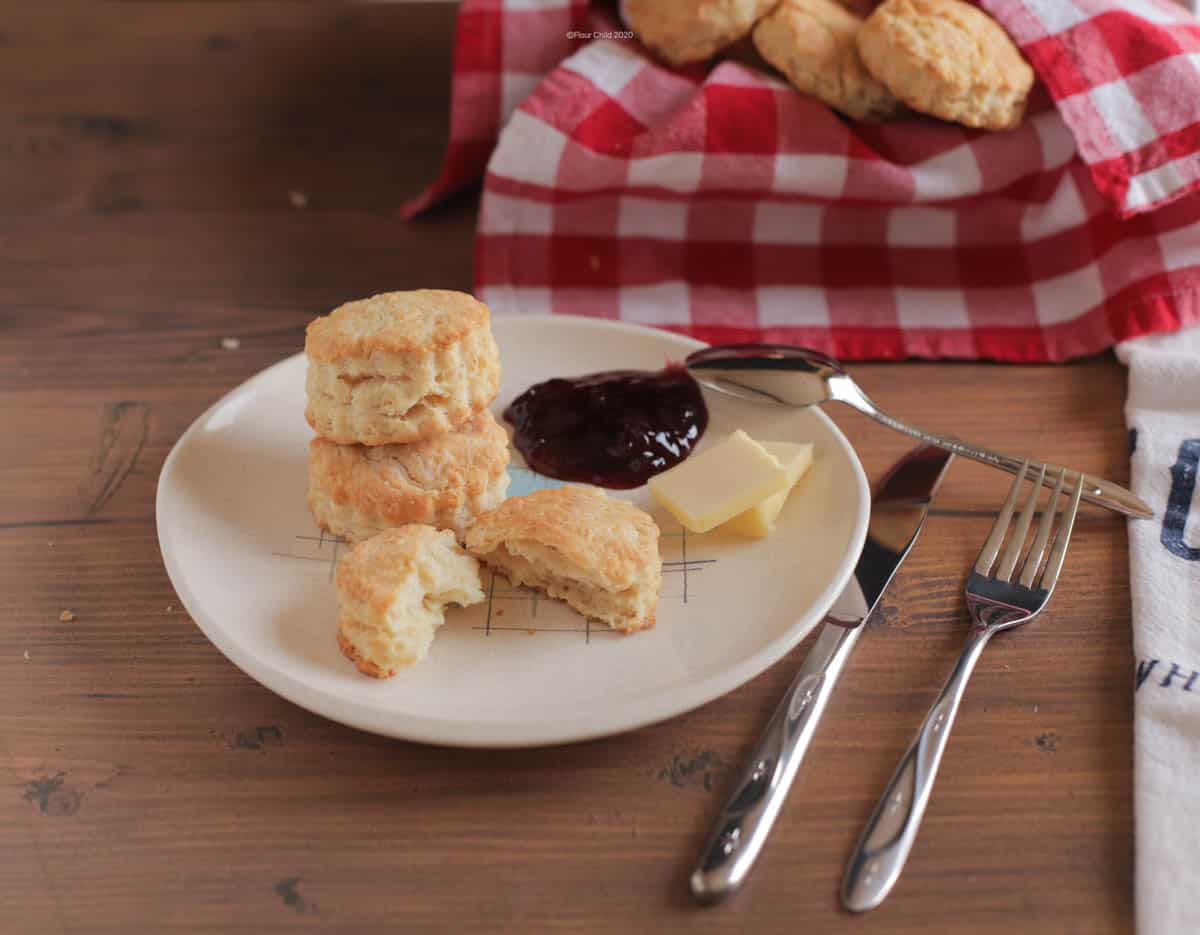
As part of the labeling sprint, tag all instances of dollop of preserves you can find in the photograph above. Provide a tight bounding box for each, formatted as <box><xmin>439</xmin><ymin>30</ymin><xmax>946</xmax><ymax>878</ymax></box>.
<box><xmin>503</xmin><ymin>365</ymin><xmax>709</xmax><ymax>489</ymax></box>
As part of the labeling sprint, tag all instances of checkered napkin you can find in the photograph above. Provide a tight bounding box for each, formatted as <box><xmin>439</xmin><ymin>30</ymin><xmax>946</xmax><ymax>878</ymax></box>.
<box><xmin>408</xmin><ymin>0</ymin><xmax>1200</xmax><ymax>361</ymax></box>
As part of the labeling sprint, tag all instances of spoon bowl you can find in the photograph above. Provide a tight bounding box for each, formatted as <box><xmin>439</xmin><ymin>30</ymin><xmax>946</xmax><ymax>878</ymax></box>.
<box><xmin>684</xmin><ymin>343</ymin><xmax>848</xmax><ymax>408</ymax></box>
<box><xmin>683</xmin><ymin>343</ymin><xmax>1153</xmax><ymax>520</ymax></box>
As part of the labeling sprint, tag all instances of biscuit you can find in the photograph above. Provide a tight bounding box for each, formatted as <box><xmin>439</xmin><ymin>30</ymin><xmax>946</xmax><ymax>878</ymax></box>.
<box><xmin>335</xmin><ymin>525</ymin><xmax>485</xmax><ymax>677</ymax></box>
<box><xmin>753</xmin><ymin>0</ymin><xmax>900</xmax><ymax>122</ymax></box>
<box><xmin>832</xmin><ymin>0</ymin><xmax>877</xmax><ymax>16</ymax></box>
<box><xmin>307</xmin><ymin>410</ymin><xmax>511</xmax><ymax>543</ymax></box>
<box><xmin>465</xmin><ymin>486</ymin><xmax>662</xmax><ymax>633</ymax></box>
<box><xmin>305</xmin><ymin>290</ymin><xmax>501</xmax><ymax>446</ymax></box>
<box><xmin>856</xmin><ymin>0</ymin><xmax>1034</xmax><ymax>130</ymax></box>
<box><xmin>627</xmin><ymin>0</ymin><xmax>780</xmax><ymax>66</ymax></box>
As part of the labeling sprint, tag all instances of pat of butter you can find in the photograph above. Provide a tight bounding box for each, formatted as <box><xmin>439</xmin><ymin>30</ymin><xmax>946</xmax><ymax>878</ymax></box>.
<box><xmin>724</xmin><ymin>441</ymin><xmax>814</xmax><ymax>538</ymax></box>
<box><xmin>649</xmin><ymin>430</ymin><xmax>792</xmax><ymax>533</ymax></box>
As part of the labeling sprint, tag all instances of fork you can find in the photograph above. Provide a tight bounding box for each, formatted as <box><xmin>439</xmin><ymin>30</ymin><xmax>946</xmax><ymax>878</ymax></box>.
<box><xmin>841</xmin><ymin>461</ymin><xmax>1084</xmax><ymax>912</ymax></box>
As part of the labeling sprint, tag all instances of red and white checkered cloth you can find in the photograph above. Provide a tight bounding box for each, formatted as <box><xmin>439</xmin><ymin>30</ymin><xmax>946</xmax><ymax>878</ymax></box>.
<box><xmin>408</xmin><ymin>0</ymin><xmax>1200</xmax><ymax>361</ymax></box>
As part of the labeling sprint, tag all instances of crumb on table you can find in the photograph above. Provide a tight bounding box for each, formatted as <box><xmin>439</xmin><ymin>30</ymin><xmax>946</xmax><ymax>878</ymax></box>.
<box><xmin>59</xmin><ymin>610</ymin><xmax>75</xmax><ymax>623</ymax></box>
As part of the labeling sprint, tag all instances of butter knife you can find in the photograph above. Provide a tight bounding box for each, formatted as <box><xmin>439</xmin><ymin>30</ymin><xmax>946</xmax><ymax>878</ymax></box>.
<box><xmin>690</xmin><ymin>444</ymin><xmax>954</xmax><ymax>903</ymax></box>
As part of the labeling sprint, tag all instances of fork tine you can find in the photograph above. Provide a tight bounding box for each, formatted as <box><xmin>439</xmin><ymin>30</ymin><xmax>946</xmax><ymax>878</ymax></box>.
<box><xmin>1038</xmin><ymin>471</ymin><xmax>1084</xmax><ymax>592</ymax></box>
<box><xmin>1020</xmin><ymin>468</ymin><xmax>1065</xmax><ymax>588</ymax></box>
<box><xmin>974</xmin><ymin>459</ymin><xmax>1029</xmax><ymax>575</ymax></box>
<box><xmin>996</xmin><ymin>464</ymin><xmax>1045</xmax><ymax>582</ymax></box>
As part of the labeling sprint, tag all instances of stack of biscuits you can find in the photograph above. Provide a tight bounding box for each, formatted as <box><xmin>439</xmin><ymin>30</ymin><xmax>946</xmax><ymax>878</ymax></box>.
<box><xmin>304</xmin><ymin>290</ymin><xmax>663</xmax><ymax>678</ymax></box>
<box><xmin>303</xmin><ymin>290</ymin><xmax>508</xmax><ymax>676</ymax></box>
<box><xmin>626</xmin><ymin>0</ymin><xmax>1035</xmax><ymax>130</ymax></box>
<box><xmin>304</xmin><ymin>289</ymin><xmax>510</xmax><ymax>544</ymax></box>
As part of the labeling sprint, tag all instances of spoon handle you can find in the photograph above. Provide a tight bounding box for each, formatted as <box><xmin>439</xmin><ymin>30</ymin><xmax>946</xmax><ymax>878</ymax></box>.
<box><xmin>830</xmin><ymin>377</ymin><xmax>1152</xmax><ymax>520</ymax></box>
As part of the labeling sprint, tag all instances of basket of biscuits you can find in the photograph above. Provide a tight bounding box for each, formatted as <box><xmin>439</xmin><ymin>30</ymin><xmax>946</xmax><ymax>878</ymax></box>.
<box><xmin>409</xmin><ymin>0</ymin><xmax>1200</xmax><ymax>362</ymax></box>
<box><xmin>631</xmin><ymin>0</ymin><xmax>1033</xmax><ymax>129</ymax></box>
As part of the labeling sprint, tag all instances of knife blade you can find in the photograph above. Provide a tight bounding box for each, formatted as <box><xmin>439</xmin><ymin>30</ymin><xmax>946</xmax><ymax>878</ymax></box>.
<box><xmin>689</xmin><ymin>443</ymin><xmax>955</xmax><ymax>904</ymax></box>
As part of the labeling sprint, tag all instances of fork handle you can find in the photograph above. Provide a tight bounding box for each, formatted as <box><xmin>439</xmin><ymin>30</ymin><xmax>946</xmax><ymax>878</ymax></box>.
<box><xmin>842</xmin><ymin>624</ymin><xmax>993</xmax><ymax>912</ymax></box>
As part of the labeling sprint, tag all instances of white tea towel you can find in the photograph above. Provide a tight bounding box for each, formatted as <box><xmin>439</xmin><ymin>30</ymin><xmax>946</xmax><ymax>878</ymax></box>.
<box><xmin>1118</xmin><ymin>324</ymin><xmax>1200</xmax><ymax>934</ymax></box>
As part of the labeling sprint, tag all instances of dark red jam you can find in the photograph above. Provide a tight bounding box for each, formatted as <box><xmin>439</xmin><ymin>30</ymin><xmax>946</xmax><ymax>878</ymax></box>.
<box><xmin>503</xmin><ymin>364</ymin><xmax>709</xmax><ymax>489</ymax></box>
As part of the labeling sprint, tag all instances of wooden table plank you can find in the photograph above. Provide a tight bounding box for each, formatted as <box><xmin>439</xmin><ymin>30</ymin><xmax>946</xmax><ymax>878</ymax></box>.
<box><xmin>0</xmin><ymin>4</ymin><xmax>1133</xmax><ymax>932</ymax></box>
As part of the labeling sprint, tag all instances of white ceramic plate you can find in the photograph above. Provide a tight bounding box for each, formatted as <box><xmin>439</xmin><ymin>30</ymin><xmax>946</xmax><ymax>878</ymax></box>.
<box><xmin>157</xmin><ymin>315</ymin><xmax>869</xmax><ymax>747</ymax></box>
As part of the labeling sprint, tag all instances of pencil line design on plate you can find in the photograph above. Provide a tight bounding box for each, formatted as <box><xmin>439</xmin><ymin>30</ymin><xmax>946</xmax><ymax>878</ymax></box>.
<box><xmin>271</xmin><ymin>528</ymin><xmax>347</xmax><ymax>583</ymax></box>
<box><xmin>270</xmin><ymin>522</ymin><xmax>717</xmax><ymax>644</ymax></box>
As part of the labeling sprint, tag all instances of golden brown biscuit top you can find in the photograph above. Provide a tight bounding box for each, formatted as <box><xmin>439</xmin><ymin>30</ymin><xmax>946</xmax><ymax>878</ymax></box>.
<box><xmin>335</xmin><ymin>524</ymin><xmax>452</xmax><ymax>610</ymax></box>
<box><xmin>627</xmin><ymin>0</ymin><xmax>736</xmax><ymax>37</ymax></box>
<box><xmin>864</xmin><ymin>0</ymin><xmax>1032</xmax><ymax>90</ymax></box>
<box><xmin>769</xmin><ymin>0</ymin><xmax>862</xmax><ymax>36</ymax></box>
<box><xmin>465</xmin><ymin>486</ymin><xmax>660</xmax><ymax>592</ymax></box>
<box><xmin>627</xmin><ymin>0</ymin><xmax>778</xmax><ymax>64</ymax></box>
<box><xmin>753</xmin><ymin>0</ymin><xmax>900</xmax><ymax>122</ymax></box>
<box><xmin>305</xmin><ymin>289</ymin><xmax>491</xmax><ymax>361</ymax></box>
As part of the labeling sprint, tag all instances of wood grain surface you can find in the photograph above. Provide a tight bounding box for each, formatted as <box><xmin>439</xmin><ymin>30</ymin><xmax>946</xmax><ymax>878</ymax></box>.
<box><xmin>0</xmin><ymin>4</ymin><xmax>1134</xmax><ymax>933</ymax></box>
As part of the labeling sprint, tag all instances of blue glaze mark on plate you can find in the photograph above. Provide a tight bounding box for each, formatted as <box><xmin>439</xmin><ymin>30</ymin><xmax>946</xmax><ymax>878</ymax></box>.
<box><xmin>507</xmin><ymin>464</ymin><xmax>569</xmax><ymax>498</ymax></box>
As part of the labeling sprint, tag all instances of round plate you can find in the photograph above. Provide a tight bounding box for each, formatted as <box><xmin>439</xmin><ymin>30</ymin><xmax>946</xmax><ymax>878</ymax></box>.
<box><xmin>157</xmin><ymin>315</ymin><xmax>869</xmax><ymax>747</ymax></box>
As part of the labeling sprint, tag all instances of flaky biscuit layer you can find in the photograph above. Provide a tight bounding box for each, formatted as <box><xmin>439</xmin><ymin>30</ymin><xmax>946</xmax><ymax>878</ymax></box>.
<box><xmin>307</xmin><ymin>410</ymin><xmax>511</xmax><ymax>542</ymax></box>
<box><xmin>465</xmin><ymin>486</ymin><xmax>661</xmax><ymax>633</ymax></box>
<box><xmin>335</xmin><ymin>525</ymin><xmax>485</xmax><ymax>677</ymax></box>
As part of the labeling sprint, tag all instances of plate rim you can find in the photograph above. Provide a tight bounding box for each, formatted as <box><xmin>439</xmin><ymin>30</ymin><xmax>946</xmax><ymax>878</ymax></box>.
<box><xmin>156</xmin><ymin>314</ymin><xmax>870</xmax><ymax>748</ymax></box>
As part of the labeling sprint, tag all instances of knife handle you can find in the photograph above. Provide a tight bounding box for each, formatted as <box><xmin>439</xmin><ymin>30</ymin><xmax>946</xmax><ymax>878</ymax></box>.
<box><xmin>690</xmin><ymin>622</ymin><xmax>862</xmax><ymax>904</ymax></box>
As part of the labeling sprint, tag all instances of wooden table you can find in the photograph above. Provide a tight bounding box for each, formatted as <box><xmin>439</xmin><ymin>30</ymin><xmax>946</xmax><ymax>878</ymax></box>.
<box><xmin>1</xmin><ymin>5</ymin><xmax>1134</xmax><ymax>932</ymax></box>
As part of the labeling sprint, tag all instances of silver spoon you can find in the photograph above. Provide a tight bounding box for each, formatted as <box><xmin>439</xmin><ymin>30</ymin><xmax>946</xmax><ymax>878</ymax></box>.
<box><xmin>684</xmin><ymin>343</ymin><xmax>1151</xmax><ymax>520</ymax></box>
